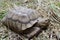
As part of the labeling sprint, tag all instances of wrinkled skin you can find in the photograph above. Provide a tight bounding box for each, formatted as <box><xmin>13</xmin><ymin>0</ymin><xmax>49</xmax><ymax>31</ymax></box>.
<box><xmin>37</xmin><ymin>18</ymin><xmax>50</xmax><ymax>29</ymax></box>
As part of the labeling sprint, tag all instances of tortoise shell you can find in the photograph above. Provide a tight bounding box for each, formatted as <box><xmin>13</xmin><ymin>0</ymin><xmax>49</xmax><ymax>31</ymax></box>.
<box><xmin>2</xmin><ymin>6</ymin><xmax>41</xmax><ymax>32</ymax></box>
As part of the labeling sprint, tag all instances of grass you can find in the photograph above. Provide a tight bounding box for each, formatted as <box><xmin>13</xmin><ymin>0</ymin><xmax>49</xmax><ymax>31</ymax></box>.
<box><xmin>0</xmin><ymin>0</ymin><xmax>60</xmax><ymax>40</ymax></box>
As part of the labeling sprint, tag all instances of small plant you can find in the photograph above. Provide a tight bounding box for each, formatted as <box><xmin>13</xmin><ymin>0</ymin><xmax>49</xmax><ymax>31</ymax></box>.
<box><xmin>0</xmin><ymin>10</ymin><xmax>7</xmax><ymax>19</ymax></box>
<box><xmin>55</xmin><ymin>2</ymin><xmax>60</xmax><ymax>7</ymax></box>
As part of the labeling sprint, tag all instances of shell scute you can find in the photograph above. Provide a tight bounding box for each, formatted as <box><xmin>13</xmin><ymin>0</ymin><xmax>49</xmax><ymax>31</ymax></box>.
<box><xmin>2</xmin><ymin>6</ymin><xmax>40</xmax><ymax>31</ymax></box>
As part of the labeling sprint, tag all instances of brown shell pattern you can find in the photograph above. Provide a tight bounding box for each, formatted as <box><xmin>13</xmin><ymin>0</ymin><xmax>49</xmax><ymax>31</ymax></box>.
<box><xmin>2</xmin><ymin>6</ymin><xmax>40</xmax><ymax>31</ymax></box>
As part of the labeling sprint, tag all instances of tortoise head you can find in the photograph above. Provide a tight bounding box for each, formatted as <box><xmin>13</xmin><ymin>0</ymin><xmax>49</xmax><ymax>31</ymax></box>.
<box><xmin>37</xmin><ymin>17</ymin><xmax>50</xmax><ymax>29</ymax></box>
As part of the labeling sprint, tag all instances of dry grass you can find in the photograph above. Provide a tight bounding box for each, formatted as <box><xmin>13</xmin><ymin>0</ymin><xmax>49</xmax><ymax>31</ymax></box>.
<box><xmin>0</xmin><ymin>0</ymin><xmax>60</xmax><ymax>40</ymax></box>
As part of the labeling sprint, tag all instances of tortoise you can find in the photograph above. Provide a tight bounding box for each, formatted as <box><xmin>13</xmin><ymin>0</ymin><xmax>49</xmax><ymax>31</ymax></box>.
<box><xmin>1</xmin><ymin>5</ymin><xmax>50</xmax><ymax>39</ymax></box>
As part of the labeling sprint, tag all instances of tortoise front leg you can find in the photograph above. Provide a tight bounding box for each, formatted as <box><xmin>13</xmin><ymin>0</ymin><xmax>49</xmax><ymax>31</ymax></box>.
<box><xmin>20</xmin><ymin>26</ymin><xmax>42</xmax><ymax>40</ymax></box>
